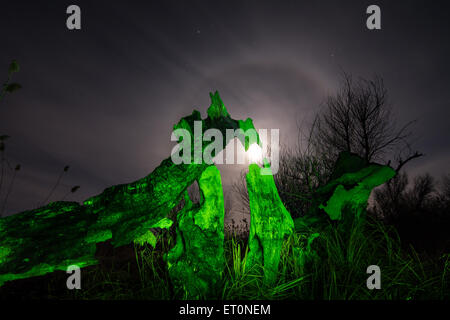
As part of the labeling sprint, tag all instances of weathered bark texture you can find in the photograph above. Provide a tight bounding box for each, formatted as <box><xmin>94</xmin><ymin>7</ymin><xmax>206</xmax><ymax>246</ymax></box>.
<box><xmin>167</xmin><ymin>166</ymin><xmax>225</xmax><ymax>298</ymax></box>
<box><xmin>246</xmin><ymin>162</ymin><xmax>294</xmax><ymax>285</ymax></box>
<box><xmin>0</xmin><ymin>92</ymin><xmax>256</xmax><ymax>287</ymax></box>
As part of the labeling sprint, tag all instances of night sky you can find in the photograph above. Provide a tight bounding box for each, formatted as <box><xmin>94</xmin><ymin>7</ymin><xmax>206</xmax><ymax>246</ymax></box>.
<box><xmin>1</xmin><ymin>0</ymin><xmax>449</xmax><ymax>216</ymax></box>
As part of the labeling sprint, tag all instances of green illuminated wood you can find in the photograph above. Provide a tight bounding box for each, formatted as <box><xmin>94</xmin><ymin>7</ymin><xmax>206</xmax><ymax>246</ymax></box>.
<box><xmin>167</xmin><ymin>166</ymin><xmax>225</xmax><ymax>298</ymax></box>
<box><xmin>246</xmin><ymin>162</ymin><xmax>294</xmax><ymax>285</ymax></box>
<box><xmin>0</xmin><ymin>91</ymin><xmax>256</xmax><ymax>287</ymax></box>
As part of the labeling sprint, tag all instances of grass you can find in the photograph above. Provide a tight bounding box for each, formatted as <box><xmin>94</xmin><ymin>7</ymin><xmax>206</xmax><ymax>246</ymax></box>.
<box><xmin>219</xmin><ymin>217</ymin><xmax>448</xmax><ymax>300</ymax></box>
<box><xmin>1</xmin><ymin>215</ymin><xmax>449</xmax><ymax>300</ymax></box>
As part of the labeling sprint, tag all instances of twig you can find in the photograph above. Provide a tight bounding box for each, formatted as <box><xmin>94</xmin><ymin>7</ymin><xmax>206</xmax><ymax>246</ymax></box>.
<box><xmin>1</xmin><ymin>164</ymin><xmax>20</xmax><ymax>216</ymax></box>
<box><xmin>41</xmin><ymin>166</ymin><xmax>70</xmax><ymax>206</ymax></box>
<box><xmin>61</xmin><ymin>185</ymin><xmax>80</xmax><ymax>201</ymax></box>
<box><xmin>395</xmin><ymin>151</ymin><xmax>423</xmax><ymax>173</ymax></box>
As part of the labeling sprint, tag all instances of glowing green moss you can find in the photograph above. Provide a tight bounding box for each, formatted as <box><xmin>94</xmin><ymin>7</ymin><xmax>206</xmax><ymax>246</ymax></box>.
<box><xmin>238</xmin><ymin>119</ymin><xmax>261</xmax><ymax>150</ymax></box>
<box><xmin>133</xmin><ymin>218</ymin><xmax>173</xmax><ymax>247</ymax></box>
<box><xmin>319</xmin><ymin>160</ymin><xmax>396</xmax><ymax>221</ymax></box>
<box><xmin>134</xmin><ymin>230</ymin><xmax>158</xmax><ymax>247</ymax></box>
<box><xmin>0</xmin><ymin>92</ymin><xmax>397</xmax><ymax>298</ymax></box>
<box><xmin>0</xmin><ymin>246</ymin><xmax>11</xmax><ymax>264</ymax></box>
<box><xmin>0</xmin><ymin>91</ymin><xmax>255</xmax><ymax>288</ymax></box>
<box><xmin>207</xmin><ymin>91</ymin><xmax>230</xmax><ymax>119</ymax></box>
<box><xmin>0</xmin><ymin>258</ymin><xmax>97</xmax><ymax>287</ymax></box>
<box><xmin>246</xmin><ymin>162</ymin><xmax>294</xmax><ymax>285</ymax></box>
<box><xmin>294</xmin><ymin>152</ymin><xmax>397</xmax><ymax>232</ymax></box>
<box><xmin>152</xmin><ymin>217</ymin><xmax>174</xmax><ymax>229</ymax></box>
<box><xmin>167</xmin><ymin>166</ymin><xmax>225</xmax><ymax>298</ymax></box>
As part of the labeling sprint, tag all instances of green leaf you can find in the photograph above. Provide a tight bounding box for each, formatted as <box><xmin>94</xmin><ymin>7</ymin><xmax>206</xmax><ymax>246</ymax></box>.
<box><xmin>5</xmin><ymin>83</ymin><xmax>21</xmax><ymax>93</ymax></box>
<box><xmin>0</xmin><ymin>135</ymin><xmax>10</xmax><ymax>141</ymax></box>
<box><xmin>8</xmin><ymin>60</ymin><xmax>20</xmax><ymax>74</ymax></box>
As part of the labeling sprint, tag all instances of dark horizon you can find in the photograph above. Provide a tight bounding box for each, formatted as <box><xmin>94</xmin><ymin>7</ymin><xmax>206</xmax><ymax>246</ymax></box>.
<box><xmin>1</xmin><ymin>0</ymin><xmax>449</xmax><ymax>215</ymax></box>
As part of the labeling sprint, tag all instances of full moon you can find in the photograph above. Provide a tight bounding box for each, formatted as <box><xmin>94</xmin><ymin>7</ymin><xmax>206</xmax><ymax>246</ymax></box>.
<box><xmin>247</xmin><ymin>144</ymin><xmax>263</xmax><ymax>164</ymax></box>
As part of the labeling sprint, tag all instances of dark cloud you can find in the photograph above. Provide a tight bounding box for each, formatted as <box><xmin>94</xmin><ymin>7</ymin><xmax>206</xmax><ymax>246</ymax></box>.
<box><xmin>0</xmin><ymin>0</ymin><xmax>449</xmax><ymax>215</ymax></box>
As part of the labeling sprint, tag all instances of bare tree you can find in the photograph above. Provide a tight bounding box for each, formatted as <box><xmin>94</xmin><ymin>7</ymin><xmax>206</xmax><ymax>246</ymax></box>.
<box><xmin>373</xmin><ymin>171</ymin><xmax>409</xmax><ymax>220</ymax></box>
<box><xmin>232</xmin><ymin>170</ymin><xmax>250</xmax><ymax>214</ymax></box>
<box><xmin>440</xmin><ymin>174</ymin><xmax>450</xmax><ymax>196</ymax></box>
<box><xmin>311</xmin><ymin>73</ymin><xmax>422</xmax><ymax>170</ymax></box>
<box><xmin>232</xmin><ymin>142</ymin><xmax>331</xmax><ymax>218</ymax></box>
<box><xmin>233</xmin><ymin>73</ymin><xmax>423</xmax><ymax>220</ymax></box>
<box><xmin>437</xmin><ymin>174</ymin><xmax>450</xmax><ymax>208</ymax></box>
<box><xmin>373</xmin><ymin>172</ymin><xmax>437</xmax><ymax>220</ymax></box>
<box><xmin>273</xmin><ymin>144</ymin><xmax>331</xmax><ymax>217</ymax></box>
<box><xmin>407</xmin><ymin>173</ymin><xmax>435</xmax><ymax>211</ymax></box>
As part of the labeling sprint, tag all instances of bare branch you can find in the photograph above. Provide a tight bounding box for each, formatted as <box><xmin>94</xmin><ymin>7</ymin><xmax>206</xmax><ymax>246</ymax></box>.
<box><xmin>395</xmin><ymin>151</ymin><xmax>423</xmax><ymax>173</ymax></box>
